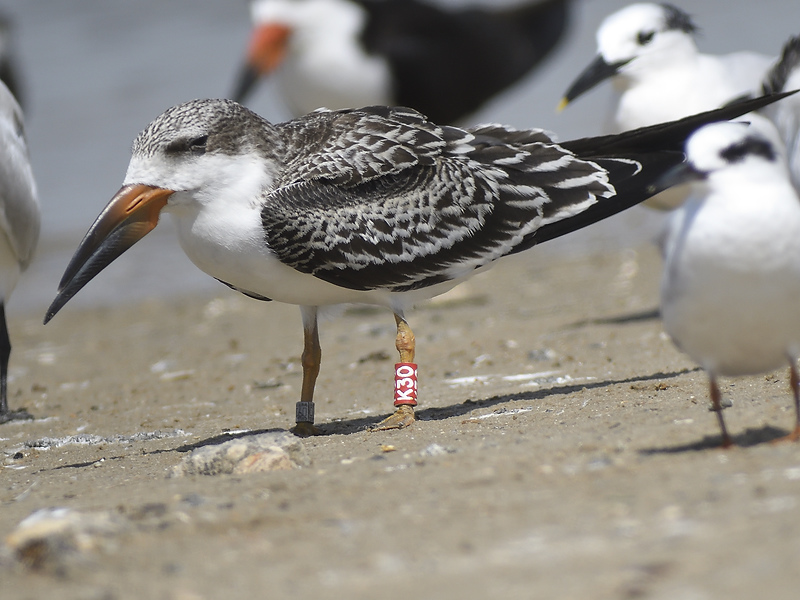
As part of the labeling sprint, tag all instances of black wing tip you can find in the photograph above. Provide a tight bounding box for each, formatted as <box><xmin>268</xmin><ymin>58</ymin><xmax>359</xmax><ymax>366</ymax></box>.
<box><xmin>563</xmin><ymin>90</ymin><xmax>799</xmax><ymax>156</ymax></box>
<box><xmin>763</xmin><ymin>36</ymin><xmax>800</xmax><ymax>95</ymax></box>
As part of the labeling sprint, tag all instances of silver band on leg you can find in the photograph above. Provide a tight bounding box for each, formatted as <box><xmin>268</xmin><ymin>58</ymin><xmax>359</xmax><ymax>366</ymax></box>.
<box><xmin>295</xmin><ymin>401</ymin><xmax>315</xmax><ymax>424</ymax></box>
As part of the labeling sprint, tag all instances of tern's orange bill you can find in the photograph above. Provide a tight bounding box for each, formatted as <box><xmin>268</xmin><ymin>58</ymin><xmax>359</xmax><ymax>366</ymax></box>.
<box><xmin>232</xmin><ymin>23</ymin><xmax>292</xmax><ymax>103</ymax></box>
<box><xmin>248</xmin><ymin>23</ymin><xmax>292</xmax><ymax>74</ymax></box>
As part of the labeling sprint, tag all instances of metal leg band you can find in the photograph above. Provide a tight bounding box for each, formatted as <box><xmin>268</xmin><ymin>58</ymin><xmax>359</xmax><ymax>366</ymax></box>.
<box><xmin>296</xmin><ymin>401</ymin><xmax>315</xmax><ymax>424</ymax></box>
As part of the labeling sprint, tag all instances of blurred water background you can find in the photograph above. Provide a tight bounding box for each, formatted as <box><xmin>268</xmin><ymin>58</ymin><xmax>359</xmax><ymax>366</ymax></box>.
<box><xmin>3</xmin><ymin>0</ymin><xmax>799</xmax><ymax>315</ymax></box>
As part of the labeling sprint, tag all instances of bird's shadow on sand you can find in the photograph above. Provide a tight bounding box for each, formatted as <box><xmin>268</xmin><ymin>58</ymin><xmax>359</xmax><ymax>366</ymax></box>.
<box><xmin>171</xmin><ymin>306</ymin><xmax>672</xmax><ymax>447</ymax></box>
<box><xmin>322</xmin><ymin>367</ymin><xmax>700</xmax><ymax>436</ymax></box>
<box><xmin>639</xmin><ymin>425</ymin><xmax>790</xmax><ymax>454</ymax></box>
<box><xmin>565</xmin><ymin>307</ymin><xmax>661</xmax><ymax>329</ymax></box>
<box><xmin>153</xmin><ymin>368</ymin><xmax>694</xmax><ymax>451</ymax></box>
<box><xmin>141</xmin><ymin>366</ymin><xmax>791</xmax><ymax>455</ymax></box>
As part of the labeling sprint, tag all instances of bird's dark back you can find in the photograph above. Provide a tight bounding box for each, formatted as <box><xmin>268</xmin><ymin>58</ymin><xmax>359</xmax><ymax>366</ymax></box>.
<box><xmin>359</xmin><ymin>0</ymin><xmax>570</xmax><ymax>123</ymax></box>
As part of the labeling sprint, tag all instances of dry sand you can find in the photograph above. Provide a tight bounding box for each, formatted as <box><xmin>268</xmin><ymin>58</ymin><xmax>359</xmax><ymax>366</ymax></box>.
<box><xmin>2</xmin><ymin>243</ymin><xmax>800</xmax><ymax>600</ymax></box>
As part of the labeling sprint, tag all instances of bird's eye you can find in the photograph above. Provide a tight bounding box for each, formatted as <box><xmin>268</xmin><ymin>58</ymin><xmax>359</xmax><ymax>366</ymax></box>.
<box><xmin>637</xmin><ymin>31</ymin><xmax>655</xmax><ymax>45</ymax></box>
<box><xmin>165</xmin><ymin>135</ymin><xmax>209</xmax><ymax>156</ymax></box>
<box><xmin>189</xmin><ymin>135</ymin><xmax>208</xmax><ymax>156</ymax></box>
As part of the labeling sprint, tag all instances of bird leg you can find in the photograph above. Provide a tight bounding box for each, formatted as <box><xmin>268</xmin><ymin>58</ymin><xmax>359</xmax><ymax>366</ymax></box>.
<box><xmin>0</xmin><ymin>302</ymin><xmax>32</xmax><ymax>424</ymax></box>
<box><xmin>709</xmin><ymin>376</ymin><xmax>733</xmax><ymax>448</ymax></box>
<box><xmin>771</xmin><ymin>358</ymin><xmax>800</xmax><ymax>444</ymax></box>
<box><xmin>788</xmin><ymin>360</ymin><xmax>800</xmax><ymax>440</ymax></box>
<box><xmin>371</xmin><ymin>314</ymin><xmax>417</xmax><ymax>431</ymax></box>
<box><xmin>292</xmin><ymin>306</ymin><xmax>322</xmax><ymax>436</ymax></box>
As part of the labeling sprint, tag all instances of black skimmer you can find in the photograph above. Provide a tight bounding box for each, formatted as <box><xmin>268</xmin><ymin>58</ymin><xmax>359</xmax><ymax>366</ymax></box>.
<box><xmin>231</xmin><ymin>0</ymin><xmax>571</xmax><ymax>123</ymax></box>
<box><xmin>44</xmin><ymin>93</ymin><xmax>789</xmax><ymax>435</ymax></box>
<box><xmin>0</xmin><ymin>80</ymin><xmax>40</xmax><ymax>424</ymax></box>
<box><xmin>658</xmin><ymin>119</ymin><xmax>800</xmax><ymax>447</ymax></box>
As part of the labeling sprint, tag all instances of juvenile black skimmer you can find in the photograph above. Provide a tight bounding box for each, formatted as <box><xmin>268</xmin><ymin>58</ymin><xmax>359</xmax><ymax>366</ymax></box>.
<box><xmin>658</xmin><ymin>119</ymin><xmax>800</xmax><ymax>447</ymax></box>
<box><xmin>44</xmin><ymin>93</ymin><xmax>789</xmax><ymax>435</ymax></box>
<box><xmin>0</xmin><ymin>81</ymin><xmax>40</xmax><ymax>423</ymax></box>
<box><xmin>231</xmin><ymin>0</ymin><xmax>571</xmax><ymax>123</ymax></box>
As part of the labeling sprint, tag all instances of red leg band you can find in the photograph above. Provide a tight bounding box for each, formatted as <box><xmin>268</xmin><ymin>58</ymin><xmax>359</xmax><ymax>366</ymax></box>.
<box><xmin>394</xmin><ymin>362</ymin><xmax>418</xmax><ymax>406</ymax></box>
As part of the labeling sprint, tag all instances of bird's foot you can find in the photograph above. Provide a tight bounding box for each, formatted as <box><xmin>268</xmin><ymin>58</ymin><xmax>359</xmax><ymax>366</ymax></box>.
<box><xmin>0</xmin><ymin>408</ymin><xmax>34</xmax><ymax>425</ymax></box>
<box><xmin>370</xmin><ymin>405</ymin><xmax>416</xmax><ymax>431</ymax></box>
<box><xmin>291</xmin><ymin>421</ymin><xmax>322</xmax><ymax>437</ymax></box>
<box><xmin>770</xmin><ymin>425</ymin><xmax>800</xmax><ymax>444</ymax></box>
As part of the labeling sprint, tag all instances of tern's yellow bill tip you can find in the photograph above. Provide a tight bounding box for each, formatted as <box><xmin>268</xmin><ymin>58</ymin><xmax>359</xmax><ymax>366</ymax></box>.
<box><xmin>556</xmin><ymin>97</ymin><xmax>570</xmax><ymax>113</ymax></box>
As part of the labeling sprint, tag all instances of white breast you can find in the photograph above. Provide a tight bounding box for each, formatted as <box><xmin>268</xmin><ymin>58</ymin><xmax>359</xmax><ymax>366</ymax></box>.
<box><xmin>661</xmin><ymin>178</ymin><xmax>800</xmax><ymax>375</ymax></box>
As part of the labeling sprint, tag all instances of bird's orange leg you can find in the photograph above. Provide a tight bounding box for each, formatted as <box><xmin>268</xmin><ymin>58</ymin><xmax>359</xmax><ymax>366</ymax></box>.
<box><xmin>371</xmin><ymin>314</ymin><xmax>417</xmax><ymax>431</ymax></box>
<box><xmin>771</xmin><ymin>358</ymin><xmax>800</xmax><ymax>443</ymax></box>
<box><xmin>292</xmin><ymin>307</ymin><xmax>322</xmax><ymax>436</ymax></box>
<box><xmin>709</xmin><ymin>376</ymin><xmax>734</xmax><ymax>448</ymax></box>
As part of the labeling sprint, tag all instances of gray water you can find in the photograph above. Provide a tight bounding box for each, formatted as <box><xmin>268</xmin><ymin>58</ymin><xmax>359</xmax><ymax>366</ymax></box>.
<box><xmin>4</xmin><ymin>0</ymin><xmax>799</xmax><ymax>315</ymax></box>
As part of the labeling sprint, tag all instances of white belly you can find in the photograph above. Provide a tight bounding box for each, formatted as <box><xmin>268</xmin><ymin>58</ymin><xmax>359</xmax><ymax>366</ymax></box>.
<box><xmin>170</xmin><ymin>209</ymin><xmax>465</xmax><ymax>313</ymax></box>
<box><xmin>661</xmin><ymin>195</ymin><xmax>800</xmax><ymax>376</ymax></box>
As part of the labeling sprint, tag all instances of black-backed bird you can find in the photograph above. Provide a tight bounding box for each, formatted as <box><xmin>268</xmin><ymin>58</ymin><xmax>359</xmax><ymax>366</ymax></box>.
<box><xmin>231</xmin><ymin>0</ymin><xmax>571</xmax><ymax>123</ymax></box>
<box><xmin>44</xmin><ymin>94</ymin><xmax>788</xmax><ymax>434</ymax></box>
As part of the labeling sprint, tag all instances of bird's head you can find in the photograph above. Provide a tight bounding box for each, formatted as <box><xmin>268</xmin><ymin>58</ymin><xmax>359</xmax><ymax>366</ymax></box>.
<box><xmin>231</xmin><ymin>0</ymin><xmax>366</xmax><ymax>103</ymax></box>
<box><xmin>45</xmin><ymin>98</ymin><xmax>277</xmax><ymax>323</ymax></box>
<box><xmin>653</xmin><ymin>118</ymin><xmax>787</xmax><ymax>193</ymax></box>
<box><xmin>559</xmin><ymin>3</ymin><xmax>699</xmax><ymax>110</ymax></box>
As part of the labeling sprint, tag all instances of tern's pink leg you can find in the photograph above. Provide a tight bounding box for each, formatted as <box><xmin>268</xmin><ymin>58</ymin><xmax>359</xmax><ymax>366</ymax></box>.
<box><xmin>771</xmin><ymin>359</ymin><xmax>800</xmax><ymax>444</ymax></box>
<box><xmin>709</xmin><ymin>376</ymin><xmax>734</xmax><ymax>448</ymax></box>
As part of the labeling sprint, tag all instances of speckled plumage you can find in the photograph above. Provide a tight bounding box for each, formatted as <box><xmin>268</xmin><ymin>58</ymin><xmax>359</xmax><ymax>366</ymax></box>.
<box><xmin>131</xmin><ymin>101</ymin><xmax>638</xmax><ymax>296</ymax></box>
<box><xmin>261</xmin><ymin>106</ymin><xmax>625</xmax><ymax>292</ymax></box>
<box><xmin>45</xmin><ymin>94</ymin><xmax>792</xmax><ymax>432</ymax></box>
<box><xmin>117</xmin><ymin>96</ymin><xmax>800</xmax><ymax>305</ymax></box>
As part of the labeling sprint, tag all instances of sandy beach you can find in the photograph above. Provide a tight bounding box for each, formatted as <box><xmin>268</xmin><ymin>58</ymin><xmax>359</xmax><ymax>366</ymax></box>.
<box><xmin>2</xmin><ymin>242</ymin><xmax>800</xmax><ymax>600</ymax></box>
<box><xmin>0</xmin><ymin>0</ymin><xmax>798</xmax><ymax>597</ymax></box>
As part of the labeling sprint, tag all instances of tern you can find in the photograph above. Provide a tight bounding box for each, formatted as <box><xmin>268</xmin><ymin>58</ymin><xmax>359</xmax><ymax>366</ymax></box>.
<box><xmin>559</xmin><ymin>3</ymin><xmax>773</xmax><ymax>130</ymax></box>
<box><xmin>558</xmin><ymin>2</ymin><xmax>795</xmax><ymax>209</ymax></box>
<box><xmin>659</xmin><ymin>119</ymin><xmax>800</xmax><ymax>447</ymax></box>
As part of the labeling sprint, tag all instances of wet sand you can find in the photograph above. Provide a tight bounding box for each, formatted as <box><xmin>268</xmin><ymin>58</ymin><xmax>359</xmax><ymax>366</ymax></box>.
<box><xmin>2</xmin><ymin>243</ymin><xmax>800</xmax><ymax>600</ymax></box>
